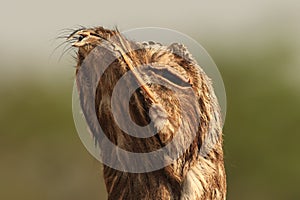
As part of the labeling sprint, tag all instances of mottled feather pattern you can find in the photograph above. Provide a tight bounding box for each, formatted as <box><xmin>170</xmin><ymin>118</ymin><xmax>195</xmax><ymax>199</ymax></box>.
<box><xmin>68</xmin><ymin>27</ymin><xmax>226</xmax><ymax>200</ymax></box>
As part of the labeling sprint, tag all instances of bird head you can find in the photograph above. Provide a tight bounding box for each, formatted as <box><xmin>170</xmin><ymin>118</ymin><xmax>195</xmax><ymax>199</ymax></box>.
<box><xmin>67</xmin><ymin>27</ymin><xmax>117</xmax><ymax>65</ymax></box>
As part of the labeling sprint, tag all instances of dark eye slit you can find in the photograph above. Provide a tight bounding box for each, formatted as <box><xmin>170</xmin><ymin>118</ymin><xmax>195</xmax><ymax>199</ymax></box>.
<box><xmin>78</xmin><ymin>35</ymin><xmax>84</xmax><ymax>41</ymax></box>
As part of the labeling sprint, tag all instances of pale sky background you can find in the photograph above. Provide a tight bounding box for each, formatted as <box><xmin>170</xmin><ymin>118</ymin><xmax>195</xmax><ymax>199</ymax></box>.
<box><xmin>0</xmin><ymin>0</ymin><xmax>299</xmax><ymax>83</ymax></box>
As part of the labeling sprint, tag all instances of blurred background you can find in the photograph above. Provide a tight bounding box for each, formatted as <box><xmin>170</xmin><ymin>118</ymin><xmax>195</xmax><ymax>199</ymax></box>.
<box><xmin>0</xmin><ymin>0</ymin><xmax>299</xmax><ymax>199</ymax></box>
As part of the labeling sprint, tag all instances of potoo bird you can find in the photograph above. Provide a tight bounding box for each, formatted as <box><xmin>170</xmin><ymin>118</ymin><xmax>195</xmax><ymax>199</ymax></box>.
<box><xmin>67</xmin><ymin>26</ymin><xmax>226</xmax><ymax>200</ymax></box>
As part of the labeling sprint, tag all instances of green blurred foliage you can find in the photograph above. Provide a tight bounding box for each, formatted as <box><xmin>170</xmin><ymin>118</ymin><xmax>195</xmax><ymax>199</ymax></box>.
<box><xmin>0</xmin><ymin>81</ymin><xmax>107</xmax><ymax>199</ymax></box>
<box><xmin>218</xmin><ymin>45</ymin><xmax>300</xmax><ymax>200</ymax></box>
<box><xmin>0</xmin><ymin>37</ymin><xmax>299</xmax><ymax>200</ymax></box>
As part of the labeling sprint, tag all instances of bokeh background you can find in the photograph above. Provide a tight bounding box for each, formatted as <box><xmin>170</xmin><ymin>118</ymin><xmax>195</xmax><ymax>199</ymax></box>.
<box><xmin>1</xmin><ymin>0</ymin><xmax>299</xmax><ymax>199</ymax></box>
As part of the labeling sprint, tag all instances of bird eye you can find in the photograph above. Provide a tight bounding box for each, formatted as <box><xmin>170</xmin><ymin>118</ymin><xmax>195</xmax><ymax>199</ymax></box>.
<box><xmin>78</xmin><ymin>35</ymin><xmax>84</xmax><ymax>41</ymax></box>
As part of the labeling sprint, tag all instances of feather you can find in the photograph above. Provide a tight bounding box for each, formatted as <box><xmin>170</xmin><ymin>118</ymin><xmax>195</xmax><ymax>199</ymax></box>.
<box><xmin>68</xmin><ymin>26</ymin><xmax>226</xmax><ymax>200</ymax></box>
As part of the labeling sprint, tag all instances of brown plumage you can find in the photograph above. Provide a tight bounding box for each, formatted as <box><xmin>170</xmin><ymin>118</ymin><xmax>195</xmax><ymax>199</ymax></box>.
<box><xmin>68</xmin><ymin>26</ymin><xmax>226</xmax><ymax>200</ymax></box>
